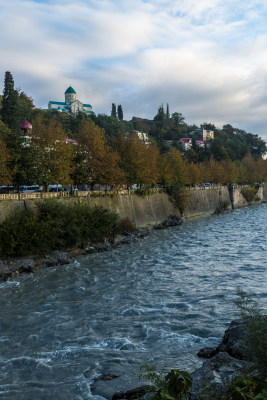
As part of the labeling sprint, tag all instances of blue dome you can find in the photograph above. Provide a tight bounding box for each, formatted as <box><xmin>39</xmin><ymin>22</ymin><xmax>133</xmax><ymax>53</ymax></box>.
<box><xmin>65</xmin><ymin>86</ymin><xmax>76</xmax><ymax>94</ymax></box>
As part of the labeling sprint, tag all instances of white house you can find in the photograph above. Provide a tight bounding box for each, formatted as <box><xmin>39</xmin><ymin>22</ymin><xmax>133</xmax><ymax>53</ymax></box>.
<box><xmin>134</xmin><ymin>130</ymin><xmax>150</xmax><ymax>145</ymax></box>
<box><xmin>189</xmin><ymin>128</ymin><xmax>214</xmax><ymax>141</ymax></box>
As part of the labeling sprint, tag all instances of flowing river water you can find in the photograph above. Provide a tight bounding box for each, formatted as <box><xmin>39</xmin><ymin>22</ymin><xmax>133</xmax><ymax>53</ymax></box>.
<box><xmin>0</xmin><ymin>204</ymin><xmax>267</xmax><ymax>399</ymax></box>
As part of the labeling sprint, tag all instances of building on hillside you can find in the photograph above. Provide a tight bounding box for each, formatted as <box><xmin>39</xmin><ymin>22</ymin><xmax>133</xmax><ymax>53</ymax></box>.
<box><xmin>48</xmin><ymin>86</ymin><xmax>93</xmax><ymax>115</ymax></box>
<box><xmin>179</xmin><ymin>138</ymin><xmax>192</xmax><ymax>150</ymax></box>
<box><xmin>179</xmin><ymin>138</ymin><xmax>211</xmax><ymax>151</ymax></box>
<box><xmin>134</xmin><ymin>130</ymin><xmax>150</xmax><ymax>145</ymax></box>
<box><xmin>19</xmin><ymin>119</ymin><xmax>78</xmax><ymax>147</ymax></box>
<box><xmin>195</xmin><ymin>140</ymin><xmax>205</xmax><ymax>148</ymax></box>
<box><xmin>19</xmin><ymin>120</ymin><xmax>32</xmax><ymax>134</ymax></box>
<box><xmin>189</xmin><ymin>128</ymin><xmax>214</xmax><ymax>141</ymax></box>
<box><xmin>125</xmin><ymin>130</ymin><xmax>151</xmax><ymax>145</ymax></box>
<box><xmin>19</xmin><ymin>120</ymin><xmax>32</xmax><ymax>147</ymax></box>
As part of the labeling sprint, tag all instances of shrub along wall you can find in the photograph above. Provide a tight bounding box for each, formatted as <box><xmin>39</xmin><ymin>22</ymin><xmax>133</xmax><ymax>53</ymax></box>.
<box><xmin>0</xmin><ymin>199</ymin><xmax>124</xmax><ymax>257</ymax></box>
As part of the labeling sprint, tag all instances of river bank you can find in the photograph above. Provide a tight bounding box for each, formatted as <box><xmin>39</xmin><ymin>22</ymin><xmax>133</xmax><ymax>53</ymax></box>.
<box><xmin>0</xmin><ymin>216</ymin><xmax>184</xmax><ymax>281</ymax></box>
<box><xmin>0</xmin><ymin>183</ymin><xmax>266</xmax><ymax>281</ymax></box>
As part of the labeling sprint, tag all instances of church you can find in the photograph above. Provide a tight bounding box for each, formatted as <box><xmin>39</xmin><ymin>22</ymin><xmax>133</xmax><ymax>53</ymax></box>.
<box><xmin>48</xmin><ymin>86</ymin><xmax>93</xmax><ymax>115</ymax></box>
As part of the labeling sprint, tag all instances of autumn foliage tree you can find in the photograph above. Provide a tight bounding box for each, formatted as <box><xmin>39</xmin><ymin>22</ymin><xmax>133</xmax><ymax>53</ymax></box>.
<box><xmin>0</xmin><ymin>137</ymin><xmax>13</xmax><ymax>185</ymax></box>
<box><xmin>74</xmin><ymin>120</ymin><xmax>124</xmax><ymax>187</ymax></box>
<box><xmin>114</xmin><ymin>132</ymin><xmax>160</xmax><ymax>187</ymax></box>
<box><xmin>160</xmin><ymin>147</ymin><xmax>187</xmax><ymax>186</ymax></box>
<box><xmin>31</xmin><ymin>115</ymin><xmax>74</xmax><ymax>191</ymax></box>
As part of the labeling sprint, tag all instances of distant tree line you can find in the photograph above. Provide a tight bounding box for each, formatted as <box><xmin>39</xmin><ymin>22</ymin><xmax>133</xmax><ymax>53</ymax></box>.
<box><xmin>0</xmin><ymin>71</ymin><xmax>266</xmax><ymax>190</ymax></box>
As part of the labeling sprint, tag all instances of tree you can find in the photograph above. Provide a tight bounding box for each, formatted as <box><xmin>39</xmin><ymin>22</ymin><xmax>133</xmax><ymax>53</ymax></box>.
<box><xmin>166</xmin><ymin>103</ymin><xmax>170</xmax><ymax>119</ymax></box>
<box><xmin>74</xmin><ymin>120</ymin><xmax>124</xmax><ymax>187</ymax></box>
<box><xmin>0</xmin><ymin>136</ymin><xmax>13</xmax><ymax>185</ymax></box>
<box><xmin>0</xmin><ymin>119</ymin><xmax>38</xmax><ymax>187</ymax></box>
<box><xmin>114</xmin><ymin>132</ymin><xmax>159</xmax><ymax>187</ymax></box>
<box><xmin>160</xmin><ymin>147</ymin><xmax>187</xmax><ymax>186</ymax></box>
<box><xmin>117</xmin><ymin>105</ymin><xmax>123</xmax><ymax>121</ymax></box>
<box><xmin>111</xmin><ymin>103</ymin><xmax>117</xmax><ymax>118</ymax></box>
<box><xmin>31</xmin><ymin>115</ymin><xmax>74</xmax><ymax>190</ymax></box>
<box><xmin>208</xmin><ymin>157</ymin><xmax>225</xmax><ymax>184</ymax></box>
<box><xmin>16</xmin><ymin>90</ymin><xmax>35</xmax><ymax>123</ymax></box>
<box><xmin>1</xmin><ymin>71</ymin><xmax>18</xmax><ymax>131</ymax></box>
<box><xmin>201</xmin><ymin>122</ymin><xmax>217</xmax><ymax>131</ymax></box>
<box><xmin>185</xmin><ymin>162</ymin><xmax>201</xmax><ymax>185</ymax></box>
<box><xmin>241</xmin><ymin>153</ymin><xmax>258</xmax><ymax>183</ymax></box>
<box><xmin>154</xmin><ymin>105</ymin><xmax>165</xmax><ymax>122</ymax></box>
<box><xmin>171</xmin><ymin>112</ymin><xmax>185</xmax><ymax>126</ymax></box>
<box><xmin>222</xmin><ymin>160</ymin><xmax>238</xmax><ymax>184</ymax></box>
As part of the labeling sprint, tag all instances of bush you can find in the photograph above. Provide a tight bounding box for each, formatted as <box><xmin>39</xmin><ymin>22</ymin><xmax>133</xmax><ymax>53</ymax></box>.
<box><xmin>235</xmin><ymin>289</ymin><xmax>267</xmax><ymax>377</ymax></box>
<box><xmin>227</xmin><ymin>376</ymin><xmax>267</xmax><ymax>400</ymax></box>
<box><xmin>241</xmin><ymin>187</ymin><xmax>257</xmax><ymax>202</ymax></box>
<box><xmin>0</xmin><ymin>210</ymin><xmax>49</xmax><ymax>256</ymax></box>
<box><xmin>135</xmin><ymin>187</ymin><xmax>154</xmax><ymax>197</ymax></box>
<box><xmin>138</xmin><ymin>361</ymin><xmax>192</xmax><ymax>400</ymax></box>
<box><xmin>119</xmin><ymin>217</ymin><xmax>136</xmax><ymax>234</ymax></box>
<box><xmin>166</xmin><ymin>183</ymin><xmax>189</xmax><ymax>214</ymax></box>
<box><xmin>38</xmin><ymin>199</ymin><xmax>121</xmax><ymax>245</ymax></box>
<box><xmin>0</xmin><ymin>199</ymin><xmax>122</xmax><ymax>256</ymax></box>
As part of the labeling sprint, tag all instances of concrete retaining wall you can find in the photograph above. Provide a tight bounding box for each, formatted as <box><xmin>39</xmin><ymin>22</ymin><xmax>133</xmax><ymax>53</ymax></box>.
<box><xmin>184</xmin><ymin>187</ymin><xmax>231</xmax><ymax>217</ymax></box>
<box><xmin>0</xmin><ymin>185</ymin><xmax>266</xmax><ymax>227</ymax></box>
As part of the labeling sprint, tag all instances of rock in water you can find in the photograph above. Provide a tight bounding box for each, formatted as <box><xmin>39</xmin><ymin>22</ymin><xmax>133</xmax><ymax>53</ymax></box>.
<box><xmin>197</xmin><ymin>347</ymin><xmax>217</xmax><ymax>358</ymax></box>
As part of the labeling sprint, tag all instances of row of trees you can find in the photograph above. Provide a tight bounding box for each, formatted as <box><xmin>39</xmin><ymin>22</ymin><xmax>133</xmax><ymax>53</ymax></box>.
<box><xmin>0</xmin><ymin>115</ymin><xmax>266</xmax><ymax>189</ymax></box>
<box><xmin>111</xmin><ymin>103</ymin><xmax>123</xmax><ymax>121</ymax></box>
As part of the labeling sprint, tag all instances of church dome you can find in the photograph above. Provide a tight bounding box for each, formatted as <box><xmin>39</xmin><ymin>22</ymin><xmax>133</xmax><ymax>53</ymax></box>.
<box><xmin>19</xmin><ymin>120</ymin><xmax>32</xmax><ymax>129</ymax></box>
<box><xmin>65</xmin><ymin>86</ymin><xmax>76</xmax><ymax>94</ymax></box>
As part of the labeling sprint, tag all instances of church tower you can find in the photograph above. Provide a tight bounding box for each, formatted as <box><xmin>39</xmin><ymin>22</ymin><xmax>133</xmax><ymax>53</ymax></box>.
<box><xmin>65</xmin><ymin>86</ymin><xmax>76</xmax><ymax>103</ymax></box>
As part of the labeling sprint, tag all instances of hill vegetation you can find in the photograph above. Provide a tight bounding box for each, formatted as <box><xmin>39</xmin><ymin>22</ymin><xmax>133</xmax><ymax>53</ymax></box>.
<box><xmin>0</xmin><ymin>72</ymin><xmax>266</xmax><ymax>190</ymax></box>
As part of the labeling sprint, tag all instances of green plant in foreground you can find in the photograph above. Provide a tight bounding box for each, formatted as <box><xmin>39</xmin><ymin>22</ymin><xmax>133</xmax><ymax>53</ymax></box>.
<box><xmin>235</xmin><ymin>289</ymin><xmax>267</xmax><ymax>377</ymax></box>
<box><xmin>138</xmin><ymin>361</ymin><xmax>192</xmax><ymax>400</ymax></box>
<box><xmin>227</xmin><ymin>376</ymin><xmax>267</xmax><ymax>400</ymax></box>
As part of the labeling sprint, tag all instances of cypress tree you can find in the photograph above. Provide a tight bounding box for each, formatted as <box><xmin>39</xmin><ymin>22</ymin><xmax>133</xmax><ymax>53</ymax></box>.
<box><xmin>1</xmin><ymin>71</ymin><xmax>18</xmax><ymax>130</ymax></box>
<box><xmin>117</xmin><ymin>105</ymin><xmax>123</xmax><ymax>121</ymax></box>
<box><xmin>166</xmin><ymin>103</ymin><xmax>170</xmax><ymax>119</ymax></box>
<box><xmin>111</xmin><ymin>103</ymin><xmax>117</xmax><ymax>118</ymax></box>
<box><xmin>154</xmin><ymin>105</ymin><xmax>165</xmax><ymax>122</ymax></box>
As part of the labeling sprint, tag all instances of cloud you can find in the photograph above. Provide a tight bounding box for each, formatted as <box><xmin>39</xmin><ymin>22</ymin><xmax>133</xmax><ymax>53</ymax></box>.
<box><xmin>0</xmin><ymin>0</ymin><xmax>267</xmax><ymax>140</ymax></box>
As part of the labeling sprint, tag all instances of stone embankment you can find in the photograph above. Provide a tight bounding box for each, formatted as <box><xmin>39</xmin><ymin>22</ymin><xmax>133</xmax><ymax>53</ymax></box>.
<box><xmin>0</xmin><ymin>184</ymin><xmax>266</xmax><ymax>225</ymax></box>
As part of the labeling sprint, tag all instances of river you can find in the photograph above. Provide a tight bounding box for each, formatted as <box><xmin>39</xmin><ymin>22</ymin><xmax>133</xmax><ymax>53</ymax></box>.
<box><xmin>0</xmin><ymin>204</ymin><xmax>266</xmax><ymax>399</ymax></box>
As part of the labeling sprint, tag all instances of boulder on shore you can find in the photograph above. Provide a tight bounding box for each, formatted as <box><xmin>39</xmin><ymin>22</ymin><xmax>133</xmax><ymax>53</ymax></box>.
<box><xmin>108</xmin><ymin>320</ymin><xmax>257</xmax><ymax>400</ymax></box>
<box><xmin>191</xmin><ymin>352</ymin><xmax>255</xmax><ymax>400</ymax></box>
<box><xmin>216</xmin><ymin>320</ymin><xmax>249</xmax><ymax>360</ymax></box>
<box><xmin>154</xmin><ymin>215</ymin><xmax>183</xmax><ymax>230</ymax></box>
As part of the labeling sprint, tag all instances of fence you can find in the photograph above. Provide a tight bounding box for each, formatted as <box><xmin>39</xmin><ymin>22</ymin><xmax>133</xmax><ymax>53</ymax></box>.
<box><xmin>0</xmin><ymin>189</ymin><xmax>134</xmax><ymax>201</ymax></box>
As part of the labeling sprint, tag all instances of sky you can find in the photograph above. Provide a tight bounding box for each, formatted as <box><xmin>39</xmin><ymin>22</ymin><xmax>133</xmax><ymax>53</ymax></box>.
<box><xmin>1</xmin><ymin>0</ymin><xmax>267</xmax><ymax>141</ymax></box>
